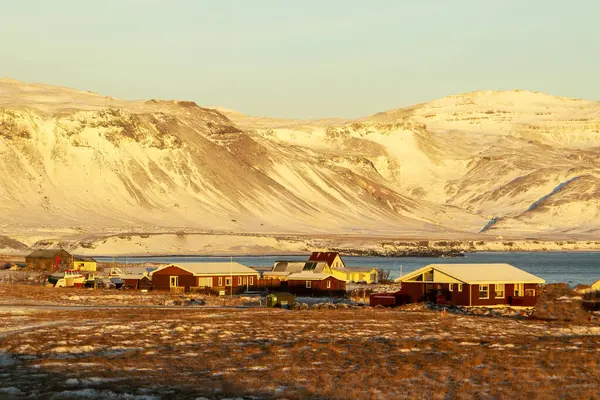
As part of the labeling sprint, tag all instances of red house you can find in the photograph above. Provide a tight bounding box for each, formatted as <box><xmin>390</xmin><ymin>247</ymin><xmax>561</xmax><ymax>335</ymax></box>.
<box><xmin>150</xmin><ymin>262</ymin><xmax>259</xmax><ymax>294</ymax></box>
<box><xmin>394</xmin><ymin>264</ymin><xmax>545</xmax><ymax>307</ymax></box>
<box><xmin>285</xmin><ymin>272</ymin><xmax>346</xmax><ymax>297</ymax></box>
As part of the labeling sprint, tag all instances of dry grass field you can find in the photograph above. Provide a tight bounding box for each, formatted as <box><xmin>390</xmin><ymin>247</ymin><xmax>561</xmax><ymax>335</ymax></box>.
<box><xmin>2</xmin><ymin>293</ymin><xmax>600</xmax><ymax>399</ymax></box>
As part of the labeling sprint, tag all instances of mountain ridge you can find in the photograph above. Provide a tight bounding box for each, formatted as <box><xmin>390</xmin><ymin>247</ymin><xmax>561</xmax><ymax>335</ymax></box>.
<box><xmin>1</xmin><ymin>78</ymin><xmax>599</xmax><ymax>252</ymax></box>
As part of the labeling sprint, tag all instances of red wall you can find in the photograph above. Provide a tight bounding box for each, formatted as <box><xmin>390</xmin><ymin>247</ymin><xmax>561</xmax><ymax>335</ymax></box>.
<box><xmin>288</xmin><ymin>277</ymin><xmax>346</xmax><ymax>291</ymax></box>
<box><xmin>400</xmin><ymin>282</ymin><xmax>540</xmax><ymax>307</ymax></box>
<box><xmin>152</xmin><ymin>266</ymin><xmax>195</xmax><ymax>290</ymax></box>
<box><xmin>470</xmin><ymin>283</ymin><xmax>540</xmax><ymax>306</ymax></box>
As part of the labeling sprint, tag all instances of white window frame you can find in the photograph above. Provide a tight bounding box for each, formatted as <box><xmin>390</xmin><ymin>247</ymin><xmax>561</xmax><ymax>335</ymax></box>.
<box><xmin>479</xmin><ymin>284</ymin><xmax>489</xmax><ymax>299</ymax></box>
<box><xmin>495</xmin><ymin>284</ymin><xmax>505</xmax><ymax>299</ymax></box>
<box><xmin>250</xmin><ymin>276</ymin><xmax>254</xmax><ymax>285</ymax></box>
<box><xmin>458</xmin><ymin>284</ymin><xmax>463</xmax><ymax>292</ymax></box>
<box><xmin>169</xmin><ymin>276</ymin><xmax>178</xmax><ymax>288</ymax></box>
<box><xmin>225</xmin><ymin>277</ymin><xmax>232</xmax><ymax>286</ymax></box>
<box><xmin>238</xmin><ymin>276</ymin><xmax>242</xmax><ymax>285</ymax></box>
<box><xmin>449</xmin><ymin>283</ymin><xmax>454</xmax><ymax>292</ymax></box>
<box><xmin>525</xmin><ymin>288</ymin><xmax>536</xmax><ymax>297</ymax></box>
<box><xmin>327</xmin><ymin>280</ymin><xmax>331</xmax><ymax>289</ymax></box>
<box><xmin>306</xmin><ymin>281</ymin><xmax>312</xmax><ymax>289</ymax></box>
<box><xmin>218</xmin><ymin>277</ymin><xmax>223</xmax><ymax>286</ymax></box>
<box><xmin>514</xmin><ymin>283</ymin><xmax>524</xmax><ymax>297</ymax></box>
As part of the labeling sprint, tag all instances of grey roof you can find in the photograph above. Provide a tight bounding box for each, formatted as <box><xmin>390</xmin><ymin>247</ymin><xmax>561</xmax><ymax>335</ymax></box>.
<box><xmin>287</xmin><ymin>272</ymin><xmax>335</xmax><ymax>281</ymax></box>
<box><xmin>273</xmin><ymin>261</ymin><xmax>306</xmax><ymax>273</ymax></box>
<box><xmin>26</xmin><ymin>249</ymin><xmax>71</xmax><ymax>259</ymax></box>
<box><xmin>334</xmin><ymin>266</ymin><xmax>377</xmax><ymax>273</ymax></box>
<box><xmin>153</xmin><ymin>262</ymin><xmax>259</xmax><ymax>276</ymax></box>
<box><xmin>73</xmin><ymin>256</ymin><xmax>97</xmax><ymax>262</ymax></box>
<box><xmin>302</xmin><ymin>261</ymin><xmax>328</xmax><ymax>273</ymax></box>
<box><xmin>396</xmin><ymin>263</ymin><xmax>545</xmax><ymax>284</ymax></box>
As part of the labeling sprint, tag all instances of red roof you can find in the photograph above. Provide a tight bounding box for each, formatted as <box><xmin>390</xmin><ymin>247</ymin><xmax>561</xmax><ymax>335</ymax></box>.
<box><xmin>308</xmin><ymin>252</ymin><xmax>342</xmax><ymax>267</ymax></box>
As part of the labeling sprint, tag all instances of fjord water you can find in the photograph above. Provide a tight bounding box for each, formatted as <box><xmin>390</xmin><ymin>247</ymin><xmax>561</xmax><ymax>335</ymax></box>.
<box><xmin>99</xmin><ymin>252</ymin><xmax>600</xmax><ymax>285</ymax></box>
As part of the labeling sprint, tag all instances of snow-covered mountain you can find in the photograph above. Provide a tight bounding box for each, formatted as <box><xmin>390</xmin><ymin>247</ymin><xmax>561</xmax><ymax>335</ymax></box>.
<box><xmin>1</xmin><ymin>78</ymin><xmax>599</xmax><ymax>250</ymax></box>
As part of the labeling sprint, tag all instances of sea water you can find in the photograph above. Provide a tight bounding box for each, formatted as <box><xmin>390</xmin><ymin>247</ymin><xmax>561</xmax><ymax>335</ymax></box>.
<box><xmin>98</xmin><ymin>252</ymin><xmax>600</xmax><ymax>285</ymax></box>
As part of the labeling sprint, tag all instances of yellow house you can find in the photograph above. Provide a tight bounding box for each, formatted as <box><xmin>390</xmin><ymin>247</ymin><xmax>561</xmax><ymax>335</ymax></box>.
<box><xmin>73</xmin><ymin>256</ymin><xmax>97</xmax><ymax>272</ymax></box>
<box><xmin>331</xmin><ymin>267</ymin><xmax>379</xmax><ymax>284</ymax></box>
<box><xmin>307</xmin><ymin>252</ymin><xmax>378</xmax><ymax>283</ymax></box>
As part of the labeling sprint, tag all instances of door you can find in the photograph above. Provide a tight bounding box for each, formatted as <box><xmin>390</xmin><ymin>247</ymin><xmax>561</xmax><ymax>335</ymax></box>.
<box><xmin>170</xmin><ymin>276</ymin><xmax>178</xmax><ymax>288</ymax></box>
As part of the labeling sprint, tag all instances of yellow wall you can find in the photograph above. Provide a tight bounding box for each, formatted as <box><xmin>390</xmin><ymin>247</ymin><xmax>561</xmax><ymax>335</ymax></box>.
<box><xmin>331</xmin><ymin>255</ymin><xmax>345</xmax><ymax>269</ymax></box>
<box><xmin>331</xmin><ymin>269</ymin><xmax>378</xmax><ymax>283</ymax></box>
<box><xmin>74</xmin><ymin>261</ymin><xmax>97</xmax><ymax>272</ymax></box>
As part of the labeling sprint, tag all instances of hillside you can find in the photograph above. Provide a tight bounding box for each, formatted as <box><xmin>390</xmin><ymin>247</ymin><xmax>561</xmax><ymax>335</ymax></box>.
<box><xmin>1</xmin><ymin>79</ymin><xmax>599</xmax><ymax>254</ymax></box>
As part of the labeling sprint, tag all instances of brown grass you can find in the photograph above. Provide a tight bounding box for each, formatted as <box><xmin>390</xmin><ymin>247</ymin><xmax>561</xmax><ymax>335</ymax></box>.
<box><xmin>2</xmin><ymin>303</ymin><xmax>600</xmax><ymax>399</ymax></box>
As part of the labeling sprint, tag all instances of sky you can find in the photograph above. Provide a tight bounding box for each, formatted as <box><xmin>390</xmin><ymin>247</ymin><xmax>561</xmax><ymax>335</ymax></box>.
<box><xmin>1</xmin><ymin>0</ymin><xmax>598</xmax><ymax>119</ymax></box>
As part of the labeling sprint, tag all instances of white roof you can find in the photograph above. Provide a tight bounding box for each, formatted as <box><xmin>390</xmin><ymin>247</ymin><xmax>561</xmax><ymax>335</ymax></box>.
<box><xmin>152</xmin><ymin>262</ymin><xmax>258</xmax><ymax>276</ymax></box>
<box><xmin>263</xmin><ymin>271</ymin><xmax>291</xmax><ymax>277</ymax></box>
<box><xmin>333</xmin><ymin>266</ymin><xmax>377</xmax><ymax>273</ymax></box>
<box><xmin>121</xmin><ymin>273</ymin><xmax>149</xmax><ymax>280</ymax></box>
<box><xmin>286</xmin><ymin>272</ymin><xmax>334</xmax><ymax>281</ymax></box>
<box><xmin>396</xmin><ymin>263</ymin><xmax>545</xmax><ymax>284</ymax></box>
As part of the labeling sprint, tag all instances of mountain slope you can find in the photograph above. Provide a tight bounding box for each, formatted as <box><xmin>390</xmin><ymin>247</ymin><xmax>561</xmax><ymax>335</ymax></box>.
<box><xmin>1</xmin><ymin>79</ymin><xmax>599</xmax><ymax>248</ymax></box>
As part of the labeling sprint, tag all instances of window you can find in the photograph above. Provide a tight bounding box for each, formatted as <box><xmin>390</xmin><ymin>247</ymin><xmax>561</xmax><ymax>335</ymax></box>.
<box><xmin>449</xmin><ymin>284</ymin><xmax>453</xmax><ymax>292</ymax></box>
<box><xmin>495</xmin><ymin>284</ymin><xmax>505</xmax><ymax>299</ymax></box>
<box><xmin>436</xmin><ymin>284</ymin><xmax>442</xmax><ymax>290</ymax></box>
<box><xmin>238</xmin><ymin>277</ymin><xmax>242</xmax><ymax>285</ymax></box>
<box><xmin>514</xmin><ymin>283</ymin><xmax>524</xmax><ymax>297</ymax></box>
<box><xmin>525</xmin><ymin>289</ymin><xmax>536</xmax><ymax>297</ymax></box>
<box><xmin>458</xmin><ymin>284</ymin><xmax>463</xmax><ymax>292</ymax></box>
<box><xmin>306</xmin><ymin>281</ymin><xmax>312</xmax><ymax>288</ymax></box>
<box><xmin>479</xmin><ymin>284</ymin><xmax>489</xmax><ymax>299</ymax></box>
<box><xmin>327</xmin><ymin>280</ymin><xmax>331</xmax><ymax>289</ymax></box>
<box><xmin>243</xmin><ymin>277</ymin><xmax>247</xmax><ymax>284</ymax></box>
<box><xmin>303</xmin><ymin>262</ymin><xmax>317</xmax><ymax>271</ymax></box>
<box><xmin>250</xmin><ymin>276</ymin><xmax>254</xmax><ymax>285</ymax></box>
<box><xmin>225</xmin><ymin>277</ymin><xmax>232</xmax><ymax>286</ymax></box>
<box><xmin>218</xmin><ymin>277</ymin><xmax>223</xmax><ymax>286</ymax></box>
<box><xmin>169</xmin><ymin>276</ymin><xmax>178</xmax><ymax>288</ymax></box>
<box><xmin>198</xmin><ymin>277</ymin><xmax>212</xmax><ymax>287</ymax></box>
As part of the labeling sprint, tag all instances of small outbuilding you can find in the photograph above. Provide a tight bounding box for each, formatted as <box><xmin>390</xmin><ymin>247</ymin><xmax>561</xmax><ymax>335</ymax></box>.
<box><xmin>395</xmin><ymin>263</ymin><xmax>545</xmax><ymax>307</ymax></box>
<box><xmin>73</xmin><ymin>256</ymin><xmax>97</xmax><ymax>272</ymax></box>
<box><xmin>122</xmin><ymin>273</ymin><xmax>153</xmax><ymax>290</ymax></box>
<box><xmin>266</xmin><ymin>292</ymin><xmax>296</xmax><ymax>308</ymax></box>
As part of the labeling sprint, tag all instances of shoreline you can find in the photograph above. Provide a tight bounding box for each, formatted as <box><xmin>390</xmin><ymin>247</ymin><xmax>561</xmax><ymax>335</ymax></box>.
<box><xmin>91</xmin><ymin>248</ymin><xmax>600</xmax><ymax>259</ymax></box>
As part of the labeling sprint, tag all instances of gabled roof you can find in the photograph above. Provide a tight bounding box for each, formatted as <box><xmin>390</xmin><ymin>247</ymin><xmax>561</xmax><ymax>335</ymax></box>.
<box><xmin>151</xmin><ymin>262</ymin><xmax>258</xmax><ymax>276</ymax></box>
<box><xmin>287</xmin><ymin>272</ymin><xmax>336</xmax><ymax>281</ymax></box>
<box><xmin>121</xmin><ymin>266</ymin><xmax>158</xmax><ymax>275</ymax></box>
<box><xmin>395</xmin><ymin>264</ymin><xmax>545</xmax><ymax>285</ymax></box>
<box><xmin>263</xmin><ymin>271</ymin><xmax>292</xmax><ymax>277</ymax></box>
<box><xmin>121</xmin><ymin>273</ymin><xmax>150</xmax><ymax>280</ymax></box>
<box><xmin>302</xmin><ymin>261</ymin><xmax>328</xmax><ymax>273</ymax></box>
<box><xmin>273</xmin><ymin>261</ymin><xmax>305</xmax><ymax>273</ymax></box>
<box><xmin>308</xmin><ymin>252</ymin><xmax>342</xmax><ymax>266</ymax></box>
<box><xmin>26</xmin><ymin>249</ymin><xmax>71</xmax><ymax>259</ymax></box>
<box><xmin>73</xmin><ymin>256</ymin><xmax>96</xmax><ymax>262</ymax></box>
<box><xmin>334</xmin><ymin>266</ymin><xmax>377</xmax><ymax>273</ymax></box>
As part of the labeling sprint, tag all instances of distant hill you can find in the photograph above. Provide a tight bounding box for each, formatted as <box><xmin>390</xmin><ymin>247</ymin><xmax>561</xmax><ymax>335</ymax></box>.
<box><xmin>1</xmin><ymin>79</ymin><xmax>599</xmax><ymax>252</ymax></box>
